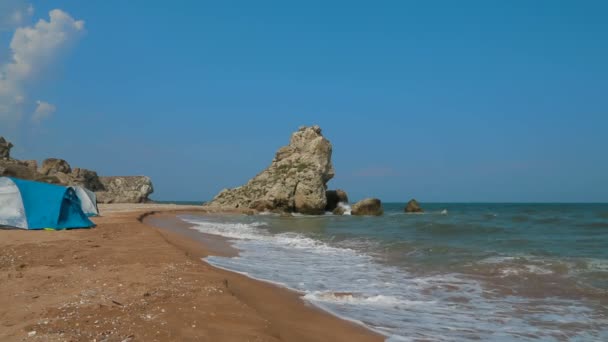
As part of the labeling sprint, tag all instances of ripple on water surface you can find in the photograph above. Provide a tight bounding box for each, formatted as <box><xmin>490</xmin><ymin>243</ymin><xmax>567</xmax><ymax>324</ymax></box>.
<box><xmin>181</xmin><ymin>208</ymin><xmax>608</xmax><ymax>341</ymax></box>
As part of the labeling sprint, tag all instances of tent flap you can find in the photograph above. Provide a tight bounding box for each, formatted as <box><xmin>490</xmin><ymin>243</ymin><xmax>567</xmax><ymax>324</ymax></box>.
<box><xmin>71</xmin><ymin>186</ymin><xmax>99</xmax><ymax>217</ymax></box>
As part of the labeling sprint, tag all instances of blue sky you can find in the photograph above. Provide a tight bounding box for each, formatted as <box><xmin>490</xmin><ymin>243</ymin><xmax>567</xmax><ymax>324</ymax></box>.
<box><xmin>1</xmin><ymin>1</ymin><xmax>607</xmax><ymax>202</ymax></box>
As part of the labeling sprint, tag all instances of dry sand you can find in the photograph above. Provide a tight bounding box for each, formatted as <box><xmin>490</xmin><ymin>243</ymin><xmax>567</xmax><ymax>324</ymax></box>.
<box><xmin>0</xmin><ymin>203</ymin><xmax>383</xmax><ymax>342</ymax></box>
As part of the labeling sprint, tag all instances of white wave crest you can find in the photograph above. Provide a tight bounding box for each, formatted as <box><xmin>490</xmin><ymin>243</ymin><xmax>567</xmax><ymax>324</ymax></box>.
<box><xmin>181</xmin><ymin>215</ymin><xmax>607</xmax><ymax>341</ymax></box>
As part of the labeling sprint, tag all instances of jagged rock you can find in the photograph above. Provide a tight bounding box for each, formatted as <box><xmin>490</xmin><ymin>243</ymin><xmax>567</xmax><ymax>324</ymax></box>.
<box><xmin>22</xmin><ymin>160</ymin><xmax>38</xmax><ymax>170</ymax></box>
<box><xmin>205</xmin><ymin>125</ymin><xmax>335</xmax><ymax>214</ymax></box>
<box><xmin>0</xmin><ymin>157</ymin><xmax>107</xmax><ymax>191</ymax></box>
<box><xmin>96</xmin><ymin>176</ymin><xmax>154</xmax><ymax>203</ymax></box>
<box><xmin>333</xmin><ymin>206</ymin><xmax>347</xmax><ymax>215</ymax></box>
<box><xmin>0</xmin><ymin>159</ymin><xmax>40</xmax><ymax>180</ymax></box>
<box><xmin>0</xmin><ymin>159</ymin><xmax>61</xmax><ymax>184</ymax></box>
<box><xmin>40</xmin><ymin>158</ymin><xmax>72</xmax><ymax>176</ymax></box>
<box><xmin>70</xmin><ymin>168</ymin><xmax>104</xmax><ymax>191</ymax></box>
<box><xmin>325</xmin><ymin>189</ymin><xmax>349</xmax><ymax>212</ymax></box>
<box><xmin>53</xmin><ymin>172</ymin><xmax>73</xmax><ymax>185</ymax></box>
<box><xmin>0</xmin><ymin>139</ymin><xmax>154</xmax><ymax>203</ymax></box>
<box><xmin>351</xmin><ymin>198</ymin><xmax>383</xmax><ymax>216</ymax></box>
<box><xmin>405</xmin><ymin>199</ymin><xmax>423</xmax><ymax>213</ymax></box>
<box><xmin>0</xmin><ymin>137</ymin><xmax>13</xmax><ymax>159</ymax></box>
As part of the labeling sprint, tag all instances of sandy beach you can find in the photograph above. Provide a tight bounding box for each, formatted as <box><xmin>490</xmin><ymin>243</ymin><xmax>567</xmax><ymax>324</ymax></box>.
<box><xmin>0</xmin><ymin>204</ymin><xmax>383</xmax><ymax>342</ymax></box>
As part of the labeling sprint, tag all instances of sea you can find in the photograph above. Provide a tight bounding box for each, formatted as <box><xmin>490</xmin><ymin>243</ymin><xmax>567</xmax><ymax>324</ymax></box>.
<box><xmin>179</xmin><ymin>203</ymin><xmax>608</xmax><ymax>341</ymax></box>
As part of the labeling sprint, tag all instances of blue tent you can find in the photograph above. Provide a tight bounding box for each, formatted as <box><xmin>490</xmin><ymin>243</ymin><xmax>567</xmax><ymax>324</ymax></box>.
<box><xmin>0</xmin><ymin>177</ymin><xmax>95</xmax><ymax>230</ymax></box>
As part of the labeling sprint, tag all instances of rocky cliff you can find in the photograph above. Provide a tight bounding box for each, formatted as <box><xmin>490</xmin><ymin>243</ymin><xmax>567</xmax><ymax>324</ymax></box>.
<box><xmin>0</xmin><ymin>159</ymin><xmax>40</xmax><ymax>181</ymax></box>
<box><xmin>0</xmin><ymin>136</ymin><xmax>154</xmax><ymax>203</ymax></box>
<box><xmin>96</xmin><ymin>176</ymin><xmax>154</xmax><ymax>203</ymax></box>
<box><xmin>205</xmin><ymin>125</ymin><xmax>335</xmax><ymax>214</ymax></box>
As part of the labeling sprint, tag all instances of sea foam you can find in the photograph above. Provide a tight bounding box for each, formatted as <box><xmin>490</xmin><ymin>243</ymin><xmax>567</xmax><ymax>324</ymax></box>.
<box><xmin>181</xmin><ymin>215</ymin><xmax>608</xmax><ymax>341</ymax></box>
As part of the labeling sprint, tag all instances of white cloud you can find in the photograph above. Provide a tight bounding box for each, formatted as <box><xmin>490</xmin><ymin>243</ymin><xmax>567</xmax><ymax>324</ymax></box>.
<box><xmin>32</xmin><ymin>100</ymin><xmax>55</xmax><ymax>123</ymax></box>
<box><xmin>0</xmin><ymin>8</ymin><xmax>85</xmax><ymax>124</ymax></box>
<box><xmin>5</xmin><ymin>9</ymin><xmax>86</xmax><ymax>82</ymax></box>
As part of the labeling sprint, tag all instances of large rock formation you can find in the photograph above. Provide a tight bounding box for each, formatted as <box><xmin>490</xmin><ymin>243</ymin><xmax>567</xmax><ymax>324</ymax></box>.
<box><xmin>405</xmin><ymin>199</ymin><xmax>423</xmax><ymax>213</ymax></box>
<box><xmin>0</xmin><ymin>137</ymin><xmax>13</xmax><ymax>159</ymax></box>
<box><xmin>0</xmin><ymin>136</ymin><xmax>154</xmax><ymax>203</ymax></box>
<box><xmin>206</xmin><ymin>125</ymin><xmax>335</xmax><ymax>214</ymax></box>
<box><xmin>0</xmin><ymin>137</ymin><xmax>37</xmax><ymax>180</ymax></box>
<box><xmin>351</xmin><ymin>198</ymin><xmax>384</xmax><ymax>216</ymax></box>
<box><xmin>40</xmin><ymin>158</ymin><xmax>72</xmax><ymax>176</ymax></box>
<box><xmin>70</xmin><ymin>167</ymin><xmax>105</xmax><ymax>191</ymax></box>
<box><xmin>0</xmin><ymin>159</ymin><xmax>41</xmax><ymax>181</ymax></box>
<box><xmin>325</xmin><ymin>189</ymin><xmax>349</xmax><ymax>212</ymax></box>
<box><xmin>96</xmin><ymin>176</ymin><xmax>154</xmax><ymax>203</ymax></box>
<box><xmin>22</xmin><ymin>160</ymin><xmax>38</xmax><ymax>170</ymax></box>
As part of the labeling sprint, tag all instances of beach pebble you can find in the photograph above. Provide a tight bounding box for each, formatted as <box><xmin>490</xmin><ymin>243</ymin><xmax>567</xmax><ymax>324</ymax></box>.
<box><xmin>28</xmin><ymin>331</ymin><xmax>36</xmax><ymax>337</ymax></box>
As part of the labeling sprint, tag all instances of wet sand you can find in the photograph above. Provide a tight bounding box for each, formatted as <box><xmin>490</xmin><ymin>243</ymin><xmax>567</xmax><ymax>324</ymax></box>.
<box><xmin>0</xmin><ymin>203</ymin><xmax>383</xmax><ymax>342</ymax></box>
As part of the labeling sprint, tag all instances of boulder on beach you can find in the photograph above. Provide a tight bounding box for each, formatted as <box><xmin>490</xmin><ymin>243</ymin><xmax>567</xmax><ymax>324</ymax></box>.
<box><xmin>96</xmin><ymin>176</ymin><xmax>154</xmax><ymax>203</ymax></box>
<box><xmin>351</xmin><ymin>198</ymin><xmax>383</xmax><ymax>216</ymax></box>
<box><xmin>405</xmin><ymin>199</ymin><xmax>423</xmax><ymax>213</ymax></box>
<box><xmin>205</xmin><ymin>125</ymin><xmax>335</xmax><ymax>214</ymax></box>
<box><xmin>0</xmin><ymin>159</ymin><xmax>41</xmax><ymax>181</ymax></box>
<box><xmin>325</xmin><ymin>189</ymin><xmax>349</xmax><ymax>212</ymax></box>
<box><xmin>40</xmin><ymin>158</ymin><xmax>72</xmax><ymax>176</ymax></box>
<box><xmin>0</xmin><ymin>137</ymin><xmax>13</xmax><ymax>159</ymax></box>
<box><xmin>71</xmin><ymin>167</ymin><xmax>105</xmax><ymax>191</ymax></box>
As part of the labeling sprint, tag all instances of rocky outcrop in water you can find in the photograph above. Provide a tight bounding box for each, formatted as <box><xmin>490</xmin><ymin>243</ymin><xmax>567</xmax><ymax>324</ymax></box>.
<box><xmin>351</xmin><ymin>198</ymin><xmax>383</xmax><ymax>216</ymax></box>
<box><xmin>205</xmin><ymin>126</ymin><xmax>335</xmax><ymax>214</ymax></box>
<box><xmin>332</xmin><ymin>204</ymin><xmax>349</xmax><ymax>216</ymax></box>
<box><xmin>96</xmin><ymin>176</ymin><xmax>154</xmax><ymax>203</ymax></box>
<box><xmin>0</xmin><ymin>137</ymin><xmax>12</xmax><ymax>159</ymax></box>
<box><xmin>325</xmin><ymin>189</ymin><xmax>349</xmax><ymax>212</ymax></box>
<box><xmin>405</xmin><ymin>199</ymin><xmax>423</xmax><ymax>213</ymax></box>
<box><xmin>0</xmin><ymin>136</ymin><xmax>154</xmax><ymax>203</ymax></box>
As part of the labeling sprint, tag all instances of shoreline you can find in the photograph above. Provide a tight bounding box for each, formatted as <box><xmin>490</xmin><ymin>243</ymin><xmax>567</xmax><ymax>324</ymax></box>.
<box><xmin>144</xmin><ymin>212</ymin><xmax>240</xmax><ymax>258</ymax></box>
<box><xmin>0</xmin><ymin>204</ymin><xmax>383</xmax><ymax>342</ymax></box>
<box><xmin>147</xmin><ymin>212</ymin><xmax>390</xmax><ymax>338</ymax></box>
<box><xmin>144</xmin><ymin>211</ymin><xmax>385</xmax><ymax>341</ymax></box>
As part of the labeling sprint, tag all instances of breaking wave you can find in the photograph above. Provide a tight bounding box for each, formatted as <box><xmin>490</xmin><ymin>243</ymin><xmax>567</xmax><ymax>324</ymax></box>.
<box><xmin>181</xmin><ymin>215</ymin><xmax>608</xmax><ymax>341</ymax></box>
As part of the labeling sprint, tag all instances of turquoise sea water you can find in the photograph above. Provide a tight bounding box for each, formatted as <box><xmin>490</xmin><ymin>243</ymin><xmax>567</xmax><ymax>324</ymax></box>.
<box><xmin>181</xmin><ymin>203</ymin><xmax>608</xmax><ymax>341</ymax></box>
